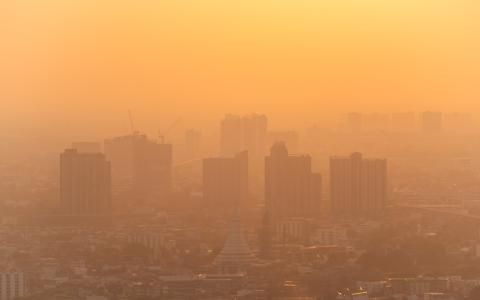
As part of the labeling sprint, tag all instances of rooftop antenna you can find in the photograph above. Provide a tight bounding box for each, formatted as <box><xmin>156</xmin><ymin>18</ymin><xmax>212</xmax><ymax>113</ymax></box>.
<box><xmin>128</xmin><ymin>110</ymin><xmax>136</xmax><ymax>134</ymax></box>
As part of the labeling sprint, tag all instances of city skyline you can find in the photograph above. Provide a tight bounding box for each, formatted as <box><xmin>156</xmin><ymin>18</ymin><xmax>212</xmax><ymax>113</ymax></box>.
<box><xmin>2</xmin><ymin>1</ymin><xmax>480</xmax><ymax>299</ymax></box>
<box><xmin>2</xmin><ymin>1</ymin><xmax>480</xmax><ymax>140</ymax></box>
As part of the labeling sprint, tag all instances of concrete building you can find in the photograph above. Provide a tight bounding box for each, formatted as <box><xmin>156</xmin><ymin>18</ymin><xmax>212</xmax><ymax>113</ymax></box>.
<box><xmin>132</xmin><ymin>136</ymin><xmax>173</xmax><ymax>199</ymax></box>
<box><xmin>311</xmin><ymin>227</ymin><xmax>348</xmax><ymax>246</ymax></box>
<box><xmin>275</xmin><ymin>218</ymin><xmax>313</xmax><ymax>243</ymax></box>
<box><xmin>104</xmin><ymin>133</ymin><xmax>138</xmax><ymax>189</ymax></box>
<box><xmin>422</xmin><ymin>111</ymin><xmax>443</xmax><ymax>133</ymax></box>
<box><xmin>128</xmin><ymin>232</ymin><xmax>165</xmax><ymax>261</ymax></box>
<box><xmin>391</xmin><ymin>112</ymin><xmax>416</xmax><ymax>132</ymax></box>
<box><xmin>388</xmin><ymin>277</ymin><xmax>448</xmax><ymax>295</ymax></box>
<box><xmin>71</xmin><ymin>142</ymin><xmax>101</xmax><ymax>153</ymax></box>
<box><xmin>330</xmin><ymin>152</ymin><xmax>387</xmax><ymax>217</ymax></box>
<box><xmin>60</xmin><ymin>149</ymin><xmax>111</xmax><ymax>215</ymax></box>
<box><xmin>104</xmin><ymin>133</ymin><xmax>172</xmax><ymax>199</ymax></box>
<box><xmin>363</xmin><ymin>113</ymin><xmax>390</xmax><ymax>132</ymax></box>
<box><xmin>266</xmin><ymin>131</ymin><xmax>299</xmax><ymax>153</ymax></box>
<box><xmin>0</xmin><ymin>272</ymin><xmax>25</xmax><ymax>300</ymax></box>
<box><xmin>185</xmin><ymin>129</ymin><xmax>201</xmax><ymax>160</ymax></box>
<box><xmin>203</xmin><ymin>151</ymin><xmax>248</xmax><ymax>212</ymax></box>
<box><xmin>423</xmin><ymin>293</ymin><xmax>454</xmax><ymax>300</ymax></box>
<box><xmin>336</xmin><ymin>290</ymin><xmax>369</xmax><ymax>300</ymax></box>
<box><xmin>347</xmin><ymin>112</ymin><xmax>363</xmax><ymax>134</ymax></box>
<box><xmin>220</xmin><ymin>114</ymin><xmax>268</xmax><ymax>161</ymax></box>
<box><xmin>444</xmin><ymin>113</ymin><xmax>473</xmax><ymax>132</ymax></box>
<box><xmin>265</xmin><ymin>142</ymin><xmax>322</xmax><ymax>222</ymax></box>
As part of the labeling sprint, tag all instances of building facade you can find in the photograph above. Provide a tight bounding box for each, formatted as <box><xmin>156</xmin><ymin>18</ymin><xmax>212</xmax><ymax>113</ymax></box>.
<box><xmin>104</xmin><ymin>133</ymin><xmax>172</xmax><ymax>200</ymax></box>
<box><xmin>330</xmin><ymin>152</ymin><xmax>387</xmax><ymax>216</ymax></box>
<box><xmin>0</xmin><ymin>272</ymin><xmax>25</xmax><ymax>300</ymax></box>
<box><xmin>185</xmin><ymin>129</ymin><xmax>201</xmax><ymax>160</ymax></box>
<box><xmin>422</xmin><ymin>111</ymin><xmax>443</xmax><ymax>133</ymax></box>
<box><xmin>220</xmin><ymin>114</ymin><xmax>268</xmax><ymax>161</ymax></box>
<box><xmin>60</xmin><ymin>149</ymin><xmax>111</xmax><ymax>215</ymax></box>
<box><xmin>265</xmin><ymin>142</ymin><xmax>322</xmax><ymax>222</ymax></box>
<box><xmin>203</xmin><ymin>151</ymin><xmax>248</xmax><ymax>212</ymax></box>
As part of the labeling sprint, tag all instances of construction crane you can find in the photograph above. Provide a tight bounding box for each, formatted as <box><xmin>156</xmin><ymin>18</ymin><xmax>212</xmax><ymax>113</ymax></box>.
<box><xmin>128</xmin><ymin>109</ymin><xmax>136</xmax><ymax>134</ymax></box>
<box><xmin>158</xmin><ymin>117</ymin><xmax>181</xmax><ymax>143</ymax></box>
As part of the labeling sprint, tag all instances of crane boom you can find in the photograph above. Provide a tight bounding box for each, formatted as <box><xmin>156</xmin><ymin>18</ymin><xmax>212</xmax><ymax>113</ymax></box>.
<box><xmin>128</xmin><ymin>110</ymin><xmax>135</xmax><ymax>134</ymax></box>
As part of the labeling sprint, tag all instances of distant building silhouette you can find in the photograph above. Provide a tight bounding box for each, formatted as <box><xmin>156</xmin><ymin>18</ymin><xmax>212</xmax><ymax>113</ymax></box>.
<box><xmin>391</xmin><ymin>112</ymin><xmax>416</xmax><ymax>132</ymax></box>
<box><xmin>266</xmin><ymin>130</ymin><xmax>299</xmax><ymax>153</ymax></box>
<box><xmin>127</xmin><ymin>232</ymin><xmax>165</xmax><ymax>261</ymax></box>
<box><xmin>0</xmin><ymin>272</ymin><xmax>25</xmax><ymax>300</ymax></box>
<box><xmin>104</xmin><ymin>133</ymin><xmax>138</xmax><ymax>189</ymax></box>
<box><xmin>60</xmin><ymin>149</ymin><xmax>111</xmax><ymax>215</ymax></box>
<box><xmin>258</xmin><ymin>209</ymin><xmax>272</xmax><ymax>259</ymax></box>
<box><xmin>347</xmin><ymin>112</ymin><xmax>363</xmax><ymax>134</ymax></box>
<box><xmin>185</xmin><ymin>129</ymin><xmax>201</xmax><ymax>160</ymax></box>
<box><xmin>422</xmin><ymin>111</ymin><xmax>443</xmax><ymax>133</ymax></box>
<box><xmin>363</xmin><ymin>113</ymin><xmax>390</xmax><ymax>132</ymax></box>
<box><xmin>265</xmin><ymin>142</ymin><xmax>322</xmax><ymax>223</ymax></box>
<box><xmin>71</xmin><ymin>142</ymin><xmax>101</xmax><ymax>153</ymax></box>
<box><xmin>220</xmin><ymin>114</ymin><xmax>268</xmax><ymax>160</ymax></box>
<box><xmin>444</xmin><ymin>113</ymin><xmax>473</xmax><ymax>132</ymax></box>
<box><xmin>330</xmin><ymin>152</ymin><xmax>387</xmax><ymax>216</ymax></box>
<box><xmin>203</xmin><ymin>151</ymin><xmax>248</xmax><ymax>212</ymax></box>
<box><xmin>132</xmin><ymin>136</ymin><xmax>173</xmax><ymax>200</ymax></box>
<box><xmin>105</xmin><ymin>133</ymin><xmax>172</xmax><ymax>199</ymax></box>
<box><xmin>275</xmin><ymin>217</ymin><xmax>313</xmax><ymax>243</ymax></box>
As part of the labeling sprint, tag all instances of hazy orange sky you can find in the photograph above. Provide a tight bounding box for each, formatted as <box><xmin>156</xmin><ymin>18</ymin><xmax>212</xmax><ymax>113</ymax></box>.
<box><xmin>1</xmin><ymin>0</ymin><xmax>479</xmax><ymax>138</ymax></box>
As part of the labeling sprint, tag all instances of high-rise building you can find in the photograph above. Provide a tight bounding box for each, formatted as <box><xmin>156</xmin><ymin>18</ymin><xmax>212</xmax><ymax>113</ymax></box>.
<box><xmin>242</xmin><ymin>114</ymin><xmax>268</xmax><ymax>161</ymax></box>
<box><xmin>185</xmin><ymin>129</ymin><xmax>201</xmax><ymax>160</ymax></box>
<box><xmin>391</xmin><ymin>112</ymin><xmax>416</xmax><ymax>132</ymax></box>
<box><xmin>203</xmin><ymin>151</ymin><xmax>248</xmax><ymax>212</ymax></box>
<box><xmin>133</xmin><ymin>136</ymin><xmax>173</xmax><ymax>199</ymax></box>
<box><xmin>104</xmin><ymin>133</ymin><xmax>138</xmax><ymax>189</ymax></box>
<box><xmin>104</xmin><ymin>133</ymin><xmax>173</xmax><ymax>199</ymax></box>
<box><xmin>265</xmin><ymin>142</ymin><xmax>322</xmax><ymax>222</ymax></box>
<box><xmin>422</xmin><ymin>111</ymin><xmax>443</xmax><ymax>133</ymax></box>
<box><xmin>267</xmin><ymin>131</ymin><xmax>299</xmax><ymax>153</ymax></box>
<box><xmin>0</xmin><ymin>272</ymin><xmax>25</xmax><ymax>300</ymax></box>
<box><xmin>127</xmin><ymin>232</ymin><xmax>165</xmax><ymax>261</ymax></box>
<box><xmin>347</xmin><ymin>112</ymin><xmax>363</xmax><ymax>134</ymax></box>
<box><xmin>220</xmin><ymin>115</ymin><xmax>243</xmax><ymax>157</ymax></box>
<box><xmin>71</xmin><ymin>142</ymin><xmax>101</xmax><ymax>153</ymax></box>
<box><xmin>330</xmin><ymin>152</ymin><xmax>387</xmax><ymax>216</ymax></box>
<box><xmin>220</xmin><ymin>114</ymin><xmax>267</xmax><ymax>195</ymax></box>
<box><xmin>220</xmin><ymin>114</ymin><xmax>267</xmax><ymax>160</ymax></box>
<box><xmin>60</xmin><ymin>149</ymin><xmax>111</xmax><ymax>215</ymax></box>
<box><xmin>444</xmin><ymin>113</ymin><xmax>473</xmax><ymax>132</ymax></box>
<box><xmin>363</xmin><ymin>113</ymin><xmax>390</xmax><ymax>132</ymax></box>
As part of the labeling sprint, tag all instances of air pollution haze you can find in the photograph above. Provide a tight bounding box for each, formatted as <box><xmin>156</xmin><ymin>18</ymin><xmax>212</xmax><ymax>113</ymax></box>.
<box><xmin>2</xmin><ymin>1</ymin><xmax>480</xmax><ymax>299</ymax></box>
<box><xmin>1</xmin><ymin>1</ymin><xmax>480</xmax><ymax>138</ymax></box>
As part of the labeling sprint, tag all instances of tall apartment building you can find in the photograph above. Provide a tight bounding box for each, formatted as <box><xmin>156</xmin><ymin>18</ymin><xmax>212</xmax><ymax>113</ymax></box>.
<box><xmin>104</xmin><ymin>133</ymin><xmax>172</xmax><ymax>199</ymax></box>
<box><xmin>203</xmin><ymin>151</ymin><xmax>248</xmax><ymax>212</ymax></box>
<box><xmin>185</xmin><ymin>129</ymin><xmax>202</xmax><ymax>160</ymax></box>
<box><xmin>266</xmin><ymin>131</ymin><xmax>299</xmax><ymax>153</ymax></box>
<box><xmin>265</xmin><ymin>142</ymin><xmax>322</xmax><ymax>222</ymax></box>
<box><xmin>71</xmin><ymin>142</ymin><xmax>101</xmax><ymax>153</ymax></box>
<box><xmin>330</xmin><ymin>152</ymin><xmax>387</xmax><ymax>216</ymax></box>
<box><xmin>422</xmin><ymin>111</ymin><xmax>443</xmax><ymax>133</ymax></box>
<box><xmin>132</xmin><ymin>137</ymin><xmax>173</xmax><ymax>199</ymax></box>
<box><xmin>60</xmin><ymin>149</ymin><xmax>111</xmax><ymax>215</ymax></box>
<box><xmin>220</xmin><ymin>114</ymin><xmax>268</xmax><ymax>160</ymax></box>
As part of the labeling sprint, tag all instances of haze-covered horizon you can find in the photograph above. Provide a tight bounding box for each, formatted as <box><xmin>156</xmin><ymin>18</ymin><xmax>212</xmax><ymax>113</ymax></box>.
<box><xmin>2</xmin><ymin>0</ymin><xmax>480</xmax><ymax>141</ymax></box>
